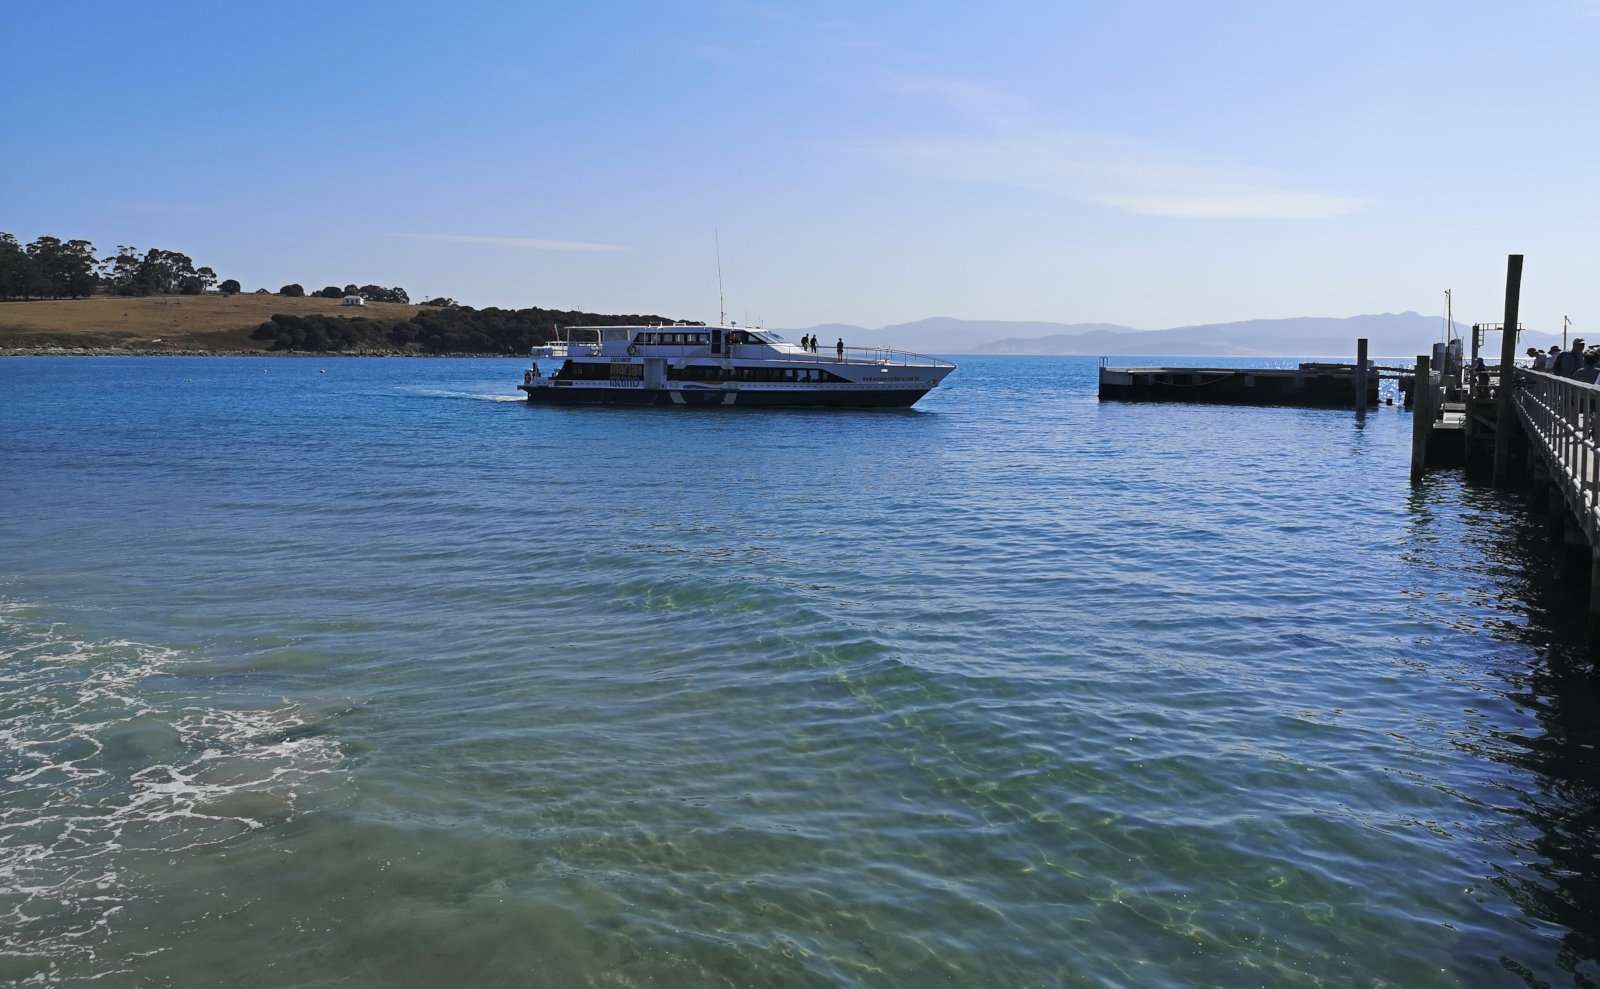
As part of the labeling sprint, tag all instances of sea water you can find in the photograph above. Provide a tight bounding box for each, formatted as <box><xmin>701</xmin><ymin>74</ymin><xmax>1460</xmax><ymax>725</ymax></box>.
<box><xmin>0</xmin><ymin>355</ymin><xmax>1595</xmax><ymax>987</ymax></box>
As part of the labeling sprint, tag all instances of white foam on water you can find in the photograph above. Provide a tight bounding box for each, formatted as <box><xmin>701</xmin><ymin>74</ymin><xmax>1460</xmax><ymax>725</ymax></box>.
<box><xmin>392</xmin><ymin>386</ymin><xmax>523</xmax><ymax>403</ymax></box>
<box><xmin>0</xmin><ymin>600</ymin><xmax>346</xmax><ymax>980</ymax></box>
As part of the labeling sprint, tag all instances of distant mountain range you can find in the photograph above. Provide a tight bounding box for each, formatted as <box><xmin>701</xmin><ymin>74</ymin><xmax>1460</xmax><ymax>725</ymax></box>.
<box><xmin>783</xmin><ymin>313</ymin><xmax>1564</xmax><ymax>358</ymax></box>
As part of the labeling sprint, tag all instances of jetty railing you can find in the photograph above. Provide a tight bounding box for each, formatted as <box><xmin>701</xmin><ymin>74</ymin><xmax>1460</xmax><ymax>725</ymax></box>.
<box><xmin>1515</xmin><ymin>368</ymin><xmax>1600</xmax><ymax>541</ymax></box>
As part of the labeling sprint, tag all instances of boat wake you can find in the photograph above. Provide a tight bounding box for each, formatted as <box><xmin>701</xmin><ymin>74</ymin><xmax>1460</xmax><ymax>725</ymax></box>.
<box><xmin>393</xmin><ymin>386</ymin><xmax>523</xmax><ymax>403</ymax></box>
<box><xmin>0</xmin><ymin>600</ymin><xmax>346</xmax><ymax>980</ymax></box>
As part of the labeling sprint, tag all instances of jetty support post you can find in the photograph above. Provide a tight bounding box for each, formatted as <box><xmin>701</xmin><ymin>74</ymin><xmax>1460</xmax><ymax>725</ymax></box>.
<box><xmin>1410</xmin><ymin>353</ymin><xmax>1432</xmax><ymax>485</ymax></box>
<box><xmin>1591</xmin><ymin>549</ymin><xmax>1600</xmax><ymax>643</ymax></box>
<box><xmin>1354</xmin><ymin>337</ymin><xmax>1369</xmax><ymax>413</ymax></box>
<box><xmin>1494</xmin><ymin>253</ymin><xmax>1525</xmax><ymax>486</ymax></box>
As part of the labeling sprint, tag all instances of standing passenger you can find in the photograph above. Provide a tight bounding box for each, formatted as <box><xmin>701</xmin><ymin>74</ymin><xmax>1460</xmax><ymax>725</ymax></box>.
<box><xmin>1558</xmin><ymin>340</ymin><xmax>1587</xmax><ymax>377</ymax></box>
<box><xmin>1575</xmin><ymin>349</ymin><xmax>1600</xmax><ymax>384</ymax></box>
<box><xmin>835</xmin><ymin>338</ymin><xmax>845</xmax><ymax>360</ymax></box>
<box><xmin>1527</xmin><ymin>347</ymin><xmax>1544</xmax><ymax>370</ymax></box>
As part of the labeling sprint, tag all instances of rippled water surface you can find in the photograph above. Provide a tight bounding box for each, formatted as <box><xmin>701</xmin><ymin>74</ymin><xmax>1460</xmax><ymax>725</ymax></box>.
<box><xmin>2</xmin><ymin>355</ymin><xmax>1597</xmax><ymax>987</ymax></box>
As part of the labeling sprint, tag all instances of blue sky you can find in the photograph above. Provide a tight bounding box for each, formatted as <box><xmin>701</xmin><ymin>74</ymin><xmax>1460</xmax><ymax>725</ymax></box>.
<box><xmin>3</xmin><ymin>1</ymin><xmax>1596</xmax><ymax>331</ymax></box>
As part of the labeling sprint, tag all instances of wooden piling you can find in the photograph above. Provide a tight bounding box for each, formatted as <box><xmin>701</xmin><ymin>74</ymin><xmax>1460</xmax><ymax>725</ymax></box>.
<box><xmin>1493</xmin><ymin>254</ymin><xmax>1525</xmax><ymax>486</ymax></box>
<box><xmin>1410</xmin><ymin>354</ymin><xmax>1431</xmax><ymax>485</ymax></box>
<box><xmin>1590</xmin><ymin>550</ymin><xmax>1600</xmax><ymax>642</ymax></box>
<box><xmin>1354</xmin><ymin>337</ymin><xmax>1369</xmax><ymax>412</ymax></box>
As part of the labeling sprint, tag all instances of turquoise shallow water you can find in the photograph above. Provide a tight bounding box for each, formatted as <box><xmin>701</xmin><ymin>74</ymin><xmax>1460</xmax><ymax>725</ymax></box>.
<box><xmin>1</xmin><ymin>355</ymin><xmax>1596</xmax><ymax>987</ymax></box>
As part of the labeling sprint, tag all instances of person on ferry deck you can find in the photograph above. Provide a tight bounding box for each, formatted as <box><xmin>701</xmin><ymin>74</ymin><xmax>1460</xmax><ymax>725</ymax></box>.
<box><xmin>836</xmin><ymin>338</ymin><xmax>844</xmax><ymax>360</ymax></box>
<box><xmin>802</xmin><ymin>334</ymin><xmax>811</xmax><ymax>352</ymax></box>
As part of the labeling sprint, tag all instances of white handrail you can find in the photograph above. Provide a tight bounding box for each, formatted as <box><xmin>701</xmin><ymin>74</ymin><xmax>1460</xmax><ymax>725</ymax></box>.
<box><xmin>1515</xmin><ymin>368</ymin><xmax>1600</xmax><ymax>532</ymax></box>
<box><xmin>531</xmin><ymin>341</ymin><xmax>952</xmax><ymax>368</ymax></box>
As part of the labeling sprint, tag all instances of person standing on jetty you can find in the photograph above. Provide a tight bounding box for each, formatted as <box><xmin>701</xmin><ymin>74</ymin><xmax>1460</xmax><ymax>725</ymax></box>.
<box><xmin>1554</xmin><ymin>340</ymin><xmax>1585</xmax><ymax>377</ymax></box>
<box><xmin>1528</xmin><ymin>347</ymin><xmax>1546</xmax><ymax>370</ymax></box>
<box><xmin>1576</xmin><ymin>349</ymin><xmax>1600</xmax><ymax>384</ymax></box>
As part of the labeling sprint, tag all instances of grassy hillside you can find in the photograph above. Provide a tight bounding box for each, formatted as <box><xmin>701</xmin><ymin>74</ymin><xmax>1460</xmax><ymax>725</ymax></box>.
<box><xmin>0</xmin><ymin>294</ymin><xmax>421</xmax><ymax>351</ymax></box>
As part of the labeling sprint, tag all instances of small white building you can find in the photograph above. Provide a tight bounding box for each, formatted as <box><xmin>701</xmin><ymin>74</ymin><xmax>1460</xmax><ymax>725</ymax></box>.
<box><xmin>342</xmin><ymin>295</ymin><xmax>365</xmax><ymax>307</ymax></box>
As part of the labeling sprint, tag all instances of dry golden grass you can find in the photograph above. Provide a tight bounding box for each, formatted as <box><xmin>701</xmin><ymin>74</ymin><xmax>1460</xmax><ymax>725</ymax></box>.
<box><xmin>0</xmin><ymin>294</ymin><xmax>421</xmax><ymax>351</ymax></box>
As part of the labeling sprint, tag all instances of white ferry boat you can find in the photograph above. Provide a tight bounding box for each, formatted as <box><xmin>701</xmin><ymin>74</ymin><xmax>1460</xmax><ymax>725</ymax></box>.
<box><xmin>518</xmin><ymin>325</ymin><xmax>955</xmax><ymax>408</ymax></box>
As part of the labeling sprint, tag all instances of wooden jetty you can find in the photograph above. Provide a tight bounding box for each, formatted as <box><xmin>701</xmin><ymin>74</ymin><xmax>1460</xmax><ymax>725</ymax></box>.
<box><xmin>1412</xmin><ymin>254</ymin><xmax>1600</xmax><ymax>642</ymax></box>
<box><xmin>1409</xmin><ymin>256</ymin><xmax>1525</xmax><ymax>481</ymax></box>
<box><xmin>1098</xmin><ymin>343</ymin><xmax>1384</xmax><ymax>408</ymax></box>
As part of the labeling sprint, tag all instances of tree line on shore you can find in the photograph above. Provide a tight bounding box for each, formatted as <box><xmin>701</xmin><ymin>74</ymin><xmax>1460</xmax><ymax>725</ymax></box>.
<box><xmin>276</xmin><ymin>283</ymin><xmax>412</xmax><ymax>304</ymax></box>
<box><xmin>251</xmin><ymin>307</ymin><xmax>697</xmax><ymax>355</ymax></box>
<box><xmin>0</xmin><ymin>231</ymin><xmax>407</xmax><ymax>304</ymax></box>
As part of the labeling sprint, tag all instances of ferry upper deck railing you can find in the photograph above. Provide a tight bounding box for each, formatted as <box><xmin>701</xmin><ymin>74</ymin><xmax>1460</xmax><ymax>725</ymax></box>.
<box><xmin>532</xmin><ymin>342</ymin><xmax>954</xmax><ymax>368</ymax></box>
<box><xmin>1514</xmin><ymin>368</ymin><xmax>1600</xmax><ymax>541</ymax></box>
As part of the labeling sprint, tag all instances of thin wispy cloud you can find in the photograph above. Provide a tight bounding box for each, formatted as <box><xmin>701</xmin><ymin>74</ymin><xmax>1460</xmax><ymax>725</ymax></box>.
<box><xmin>725</xmin><ymin>3</ymin><xmax>878</xmax><ymax>48</ymax></box>
<box><xmin>396</xmin><ymin>233</ymin><xmax>627</xmax><ymax>252</ymax></box>
<box><xmin>1098</xmin><ymin>192</ymin><xmax>1359</xmax><ymax>220</ymax></box>
<box><xmin>886</xmin><ymin>76</ymin><xmax>1026</xmax><ymax>130</ymax></box>
<box><xmin>877</xmin><ymin>78</ymin><xmax>1360</xmax><ymax>221</ymax></box>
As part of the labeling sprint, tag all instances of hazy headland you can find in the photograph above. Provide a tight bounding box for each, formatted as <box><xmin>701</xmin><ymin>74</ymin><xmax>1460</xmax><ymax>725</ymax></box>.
<box><xmin>787</xmin><ymin>312</ymin><xmax>1566</xmax><ymax>359</ymax></box>
<box><xmin>1</xmin><ymin>229</ymin><xmax>1561</xmax><ymax>359</ymax></box>
<box><xmin>2</xmin><ymin>298</ymin><xmax>1560</xmax><ymax>360</ymax></box>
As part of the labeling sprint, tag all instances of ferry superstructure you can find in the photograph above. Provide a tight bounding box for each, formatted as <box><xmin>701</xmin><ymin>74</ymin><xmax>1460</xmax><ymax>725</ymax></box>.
<box><xmin>518</xmin><ymin>325</ymin><xmax>955</xmax><ymax>408</ymax></box>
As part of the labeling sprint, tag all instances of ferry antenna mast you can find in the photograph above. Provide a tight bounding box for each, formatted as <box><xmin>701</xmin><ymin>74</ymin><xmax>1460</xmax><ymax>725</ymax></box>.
<box><xmin>715</xmin><ymin>229</ymin><xmax>726</xmax><ymax>326</ymax></box>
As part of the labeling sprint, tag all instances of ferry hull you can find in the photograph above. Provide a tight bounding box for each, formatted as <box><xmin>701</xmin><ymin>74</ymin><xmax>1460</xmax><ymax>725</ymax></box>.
<box><xmin>519</xmin><ymin>385</ymin><xmax>931</xmax><ymax>408</ymax></box>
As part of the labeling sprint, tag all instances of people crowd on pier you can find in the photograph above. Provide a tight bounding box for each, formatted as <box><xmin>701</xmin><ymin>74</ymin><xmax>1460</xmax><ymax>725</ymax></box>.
<box><xmin>1533</xmin><ymin>339</ymin><xmax>1600</xmax><ymax>381</ymax></box>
